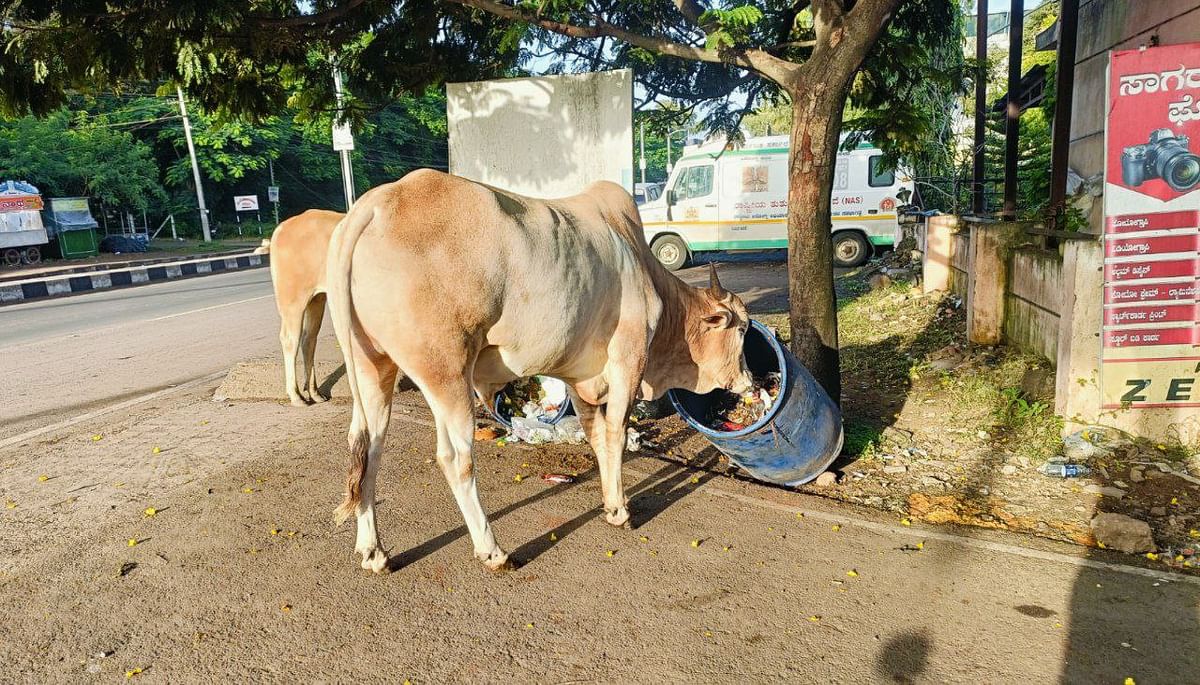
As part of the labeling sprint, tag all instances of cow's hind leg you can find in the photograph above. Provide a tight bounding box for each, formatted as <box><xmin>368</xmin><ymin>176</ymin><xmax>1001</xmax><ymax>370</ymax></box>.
<box><xmin>300</xmin><ymin>293</ymin><xmax>329</xmax><ymax>403</ymax></box>
<box><xmin>420</xmin><ymin>369</ymin><xmax>509</xmax><ymax>571</ymax></box>
<box><xmin>337</xmin><ymin>339</ymin><xmax>397</xmax><ymax>573</ymax></box>
<box><xmin>278</xmin><ymin>299</ymin><xmax>309</xmax><ymax>407</ymax></box>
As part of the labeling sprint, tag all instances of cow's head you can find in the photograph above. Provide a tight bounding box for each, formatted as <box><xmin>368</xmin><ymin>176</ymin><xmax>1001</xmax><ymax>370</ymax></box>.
<box><xmin>687</xmin><ymin>264</ymin><xmax>754</xmax><ymax>395</ymax></box>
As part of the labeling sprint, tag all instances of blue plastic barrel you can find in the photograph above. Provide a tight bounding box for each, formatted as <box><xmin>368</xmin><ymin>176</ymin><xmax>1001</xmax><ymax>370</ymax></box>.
<box><xmin>669</xmin><ymin>320</ymin><xmax>844</xmax><ymax>486</ymax></box>
<box><xmin>487</xmin><ymin>376</ymin><xmax>574</xmax><ymax>429</ymax></box>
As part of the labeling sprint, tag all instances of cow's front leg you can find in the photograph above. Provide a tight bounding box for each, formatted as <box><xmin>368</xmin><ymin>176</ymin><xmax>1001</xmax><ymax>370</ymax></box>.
<box><xmin>599</xmin><ymin>378</ymin><xmax>636</xmax><ymax>528</ymax></box>
<box><xmin>571</xmin><ymin>398</ymin><xmax>627</xmax><ymax>527</ymax></box>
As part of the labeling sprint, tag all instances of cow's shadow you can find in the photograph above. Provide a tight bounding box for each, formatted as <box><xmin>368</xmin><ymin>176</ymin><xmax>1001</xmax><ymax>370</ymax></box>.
<box><xmin>385</xmin><ymin>448</ymin><xmax>721</xmax><ymax>572</ymax></box>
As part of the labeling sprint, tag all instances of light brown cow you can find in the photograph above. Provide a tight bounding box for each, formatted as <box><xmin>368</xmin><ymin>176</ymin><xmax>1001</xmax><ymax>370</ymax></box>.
<box><xmin>326</xmin><ymin>170</ymin><xmax>752</xmax><ymax>572</ymax></box>
<box><xmin>269</xmin><ymin>209</ymin><xmax>343</xmax><ymax>407</ymax></box>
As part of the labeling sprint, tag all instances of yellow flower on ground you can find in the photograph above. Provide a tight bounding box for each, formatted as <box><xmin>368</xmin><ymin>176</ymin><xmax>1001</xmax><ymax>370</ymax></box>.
<box><xmin>606</xmin><ymin>550</ymin><xmax>615</xmax><ymax>557</ymax></box>
<box><xmin>1125</xmin><ymin>678</ymin><xmax>1136</xmax><ymax>685</ymax></box>
<box><xmin>37</xmin><ymin>475</ymin><xmax>48</xmax><ymax>482</ymax></box>
<box><xmin>832</xmin><ymin>524</ymin><xmax>841</xmax><ymax>532</ymax></box>
<box><xmin>847</xmin><ymin>569</ymin><xmax>859</xmax><ymax>577</ymax></box>
<box><xmin>270</xmin><ymin>529</ymin><xmax>280</xmax><ymax>536</ymax></box>
<box><xmin>4</xmin><ymin>500</ymin><xmax>14</xmax><ymax>509</ymax></box>
<box><xmin>512</xmin><ymin>474</ymin><xmax>523</xmax><ymax>483</ymax></box>
<box><xmin>242</xmin><ymin>488</ymin><xmax>255</xmax><ymax>494</ymax></box>
<box><xmin>127</xmin><ymin>539</ymin><xmax>137</xmax><ymax>547</ymax></box>
<box><xmin>92</xmin><ymin>434</ymin><xmax>103</xmax><ymax>442</ymax></box>
<box><xmin>690</xmin><ymin>539</ymin><xmax>701</xmax><ymax>548</ymax></box>
<box><xmin>808</xmin><ymin>616</ymin><xmax>821</xmax><ymax>622</ymax></box>
<box><xmin>125</xmin><ymin>668</ymin><xmax>143</xmax><ymax>678</ymax></box>
<box><xmin>143</xmin><ymin>507</ymin><xmax>157</xmax><ymax>517</ymax></box>
<box><xmin>549</xmin><ymin>533</ymin><xmax>557</xmax><ymax>542</ymax></box>
<box><xmin>900</xmin><ymin>518</ymin><xmax>911</xmax><ymax>526</ymax></box>
<box><xmin>1146</xmin><ymin>552</ymin><xmax>1159</xmax><ymax>561</ymax></box>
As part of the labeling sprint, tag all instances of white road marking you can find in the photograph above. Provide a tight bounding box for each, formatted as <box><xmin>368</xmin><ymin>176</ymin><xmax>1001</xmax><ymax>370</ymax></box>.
<box><xmin>148</xmin><ymin>294</ymin><xmax>273</xmax><ymax>322</ymax></box>
<box><xmin>0</xmin><ymin>371</ymin><xmax>227</xmax><ymax>450</ymax></box>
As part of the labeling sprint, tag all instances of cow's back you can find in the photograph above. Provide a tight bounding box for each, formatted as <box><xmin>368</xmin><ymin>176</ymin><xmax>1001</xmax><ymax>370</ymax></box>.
<box><xmin>270</xmin><ymin>209</ymin><xmax>343</xmax><ymax>300</ymax></box>
<box><xmin>344</xmin><ymin>170</ymin><xmax>658</xmax><ymax>383</ymax></box>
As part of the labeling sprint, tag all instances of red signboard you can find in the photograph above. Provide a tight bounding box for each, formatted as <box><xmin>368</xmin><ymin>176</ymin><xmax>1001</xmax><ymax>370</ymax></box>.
<box><xmin>1104</xmin><ymin>258</ymin><xmax>1200</xmax><ymax>282</ymax></box>
<box><xmin>1104</xmin><ymin>303</ymin><xmax>1198</xmax><ymax>325</ymax></box>
<box><xmin>1106</xmin><ymin>210</ymin><xmax>1200</xmax><ymax>234</ymax></box>
<box><xmin>1104</xmin><ymin>326</ymin><xmax>1195</xmax><ymax>348</ymax></box>
<box><xmin>1104</xmin><ymin>233</ymin><xmax>1200</xmax><ymax>258</ymax></box>
<box><xmin>0</xmin><ymin>195</ymin><xmax>43</xmax><ymax>213</ymax></box>
<box><xmin>1101</xmin><ymin>43</ymin><xmax>1200</xmax><ymax>409</ymax></box>
<box><xmin>1105</xmin><ymin>281</ymin><xmax>1200</xmax><ymax>304</ymax></box>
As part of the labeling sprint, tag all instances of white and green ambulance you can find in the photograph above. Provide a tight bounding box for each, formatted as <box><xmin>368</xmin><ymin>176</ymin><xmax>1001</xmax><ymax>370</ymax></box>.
<box><xmin>638</xmin><ymin>135</ymin><xmax>913</xmax><ymax>270</ymax></box>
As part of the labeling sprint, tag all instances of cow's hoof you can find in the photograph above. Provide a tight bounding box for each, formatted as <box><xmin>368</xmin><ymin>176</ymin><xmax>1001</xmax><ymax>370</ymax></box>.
<box><xmin>605</xmin><ymin>506</ymin><xmax>631</xmax><ymax>528</ymax></box>
<box><xmin>360</xmin><ymin>548</ymin><xmax>389</xmax><ymax>573</ymax></box>
<box><xmin>288</xmin><ymin>396</ymin><xmax>310</xmax><ymax>408</ymax></box>
<box><xmin>478</xmin><ymin>549</ymin><xmax>512</xmax><ymax>572</ymax></box>
<box><xmin>311</xmin><ymin>392</ymin><xmax>330</xmax><ymax>404</ymax></box>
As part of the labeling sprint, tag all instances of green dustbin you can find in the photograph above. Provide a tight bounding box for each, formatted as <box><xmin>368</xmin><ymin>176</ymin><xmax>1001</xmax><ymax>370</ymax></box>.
<box><xmin>52</xmin><ymin>228</ymin><xmax>99</xmax><ymax>259</ymax></box>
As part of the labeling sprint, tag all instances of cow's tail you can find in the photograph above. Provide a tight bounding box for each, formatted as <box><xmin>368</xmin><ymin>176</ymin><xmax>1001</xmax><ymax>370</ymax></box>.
<box><xmin>327</xmin><ymin>205</ymin><xmax>375</xmax><ymax>525</ymax></box>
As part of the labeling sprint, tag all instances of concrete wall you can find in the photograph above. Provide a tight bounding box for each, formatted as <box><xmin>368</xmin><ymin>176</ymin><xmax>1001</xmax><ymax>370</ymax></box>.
<box><xmin>1004</xmin><ymin>248</ymin><xmax>1064</xmax><ymax>362</ymax></box>
<box><xmin>446</xmin><ymin>70</ymin><xmax>634</xmax><ymax>199</ymax></box>
<box><xmin>922</xmin><ymin>219</ymin><xmax>1063</xmax><ymax>359</ymax></box>
<box><xmin>948</xmin><ymin>233</ymin><xmax>971</xmax><ymax>298</ymax></box>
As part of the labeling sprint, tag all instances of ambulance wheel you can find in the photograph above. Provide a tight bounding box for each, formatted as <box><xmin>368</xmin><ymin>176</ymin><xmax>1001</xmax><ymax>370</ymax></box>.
<box><xmin>832</xmin><ymin>232</ymin><xmax>871</xmax><ymax>268</ymax></box>
<box><xmin>3</xmin><ymin>248</ymin><xmax>21</xmax><ymax>267</ymax></box>
<box><xmin>651</xmin><ymin>235</ymin><xmax>689</xmax><ymax>271</ymax></box>
<box><xmin>21</xmin><ymin>247</ymin><xmax>40</xmax><ymax>265</ymax></box>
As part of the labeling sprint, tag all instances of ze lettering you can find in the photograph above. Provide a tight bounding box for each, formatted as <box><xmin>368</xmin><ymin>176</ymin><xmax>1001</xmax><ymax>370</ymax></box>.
<box><xmin>1167</xmin><ymin>378</ymin><xmax>1196</xmax><ymax>402</ymax></box>
<box><xmin>1121</xmin><ymin>379</ymin><xmax>1151</xmax><ymax>403</ymax></box>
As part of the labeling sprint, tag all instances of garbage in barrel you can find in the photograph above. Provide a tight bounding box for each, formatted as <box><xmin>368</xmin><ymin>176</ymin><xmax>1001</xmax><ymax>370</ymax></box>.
<box><xmin>486</xmin><ymin>375</ymin><xmax>574</xmax><ymax>428</ymax></box>
<box><xmin>669</xmin><ymin>320</ymin><xmax>844</xmax><ymax>486</ymax></box>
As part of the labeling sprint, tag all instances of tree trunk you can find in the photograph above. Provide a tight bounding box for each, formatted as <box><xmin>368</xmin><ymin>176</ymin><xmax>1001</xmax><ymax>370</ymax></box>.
<box><xmin>785</xmin><ymin>79</ymin><xmax>850</xmax><ymax>404</ymax></box>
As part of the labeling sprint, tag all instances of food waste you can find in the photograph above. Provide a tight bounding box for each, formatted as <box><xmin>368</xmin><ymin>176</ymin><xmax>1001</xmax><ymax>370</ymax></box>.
<box><xmin>705</xmin><ymin>373</ymin><xmax>782</xmax><ymax>432</ymax></box>
<box><xmin>498</xmin><ymin>376</ymin><xmax>566</xmax><ymax>422</ymax></box>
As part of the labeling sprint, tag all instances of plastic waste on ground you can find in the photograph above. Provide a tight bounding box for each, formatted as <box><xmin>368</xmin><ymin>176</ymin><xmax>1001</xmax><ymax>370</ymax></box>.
<box><xmin>505</xmin><ymin>414</ymin><xmax>641</xmax><ymax>450</ymax></box>
<box><xmin>1039</xmin><ymin>461</ymin><xmax>1091</xmax><ymax>478</ymax></box>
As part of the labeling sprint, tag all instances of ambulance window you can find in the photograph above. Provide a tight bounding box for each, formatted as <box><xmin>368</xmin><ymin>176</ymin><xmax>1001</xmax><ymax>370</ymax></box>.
<box><xmin>868</xmin><ymin>155</ymin><xmax>895</xmax><ymax>187</ymax></box>
<box><xmin>675</xmin><ymin>164</ymin><xmax>714</xmax><ymax>200</ymax></box>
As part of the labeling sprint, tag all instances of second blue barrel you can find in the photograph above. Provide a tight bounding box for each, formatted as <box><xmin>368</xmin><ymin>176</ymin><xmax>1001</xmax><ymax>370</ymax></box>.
<box><xmin>669</xmin><ymin>320</ymin><xmax>844</xmax><ymax>486</ymax></box>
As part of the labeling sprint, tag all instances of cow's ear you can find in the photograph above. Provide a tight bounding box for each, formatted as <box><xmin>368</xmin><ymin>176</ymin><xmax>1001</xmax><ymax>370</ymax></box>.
<box><xmin>703</xmin><ymin>305</ymin><xmax>733</xmax><ymax>329</ymax></box>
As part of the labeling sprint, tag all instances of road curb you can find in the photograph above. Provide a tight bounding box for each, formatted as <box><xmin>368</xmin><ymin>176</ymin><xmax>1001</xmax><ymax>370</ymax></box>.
<box><xmin>0</xmin><ymin>251</ymin><xmax>270</xmax><ymax>306</ymax></box>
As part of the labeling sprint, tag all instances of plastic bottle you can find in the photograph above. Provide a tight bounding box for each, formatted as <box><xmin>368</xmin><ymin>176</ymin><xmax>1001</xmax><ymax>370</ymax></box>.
<box><xmin>1039</xmin><ymin>462</ymin><xmax>1091</xmax><ymax>478</ymax></box>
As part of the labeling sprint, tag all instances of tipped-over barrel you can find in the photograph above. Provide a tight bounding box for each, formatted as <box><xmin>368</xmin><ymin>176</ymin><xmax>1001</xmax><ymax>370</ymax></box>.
<box><xmin>669</xmin><ymin>320</ymin><xmax>844</xmax><ymax>486</ymax></box>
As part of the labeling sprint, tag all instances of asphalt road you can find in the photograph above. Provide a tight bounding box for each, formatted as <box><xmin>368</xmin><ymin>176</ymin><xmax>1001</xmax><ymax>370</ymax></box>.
<box><xmin>0</xmin><ymin>268</ymin><xmax>281</xmax><ymax>434</ymax></box>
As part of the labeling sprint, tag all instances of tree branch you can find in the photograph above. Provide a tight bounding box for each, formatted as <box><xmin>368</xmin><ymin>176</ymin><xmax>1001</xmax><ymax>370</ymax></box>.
<box><xmin>447</xmin><ymin>0</ymin><xmax>792</xmax><ymax>82</ymax></box>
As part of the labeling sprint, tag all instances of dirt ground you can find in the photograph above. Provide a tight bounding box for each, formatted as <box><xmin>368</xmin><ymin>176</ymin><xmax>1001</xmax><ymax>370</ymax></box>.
<box><xmin>3</xmin><ymin>380</ymin><xmax>1198</xmax><ymax>683</ymax></box>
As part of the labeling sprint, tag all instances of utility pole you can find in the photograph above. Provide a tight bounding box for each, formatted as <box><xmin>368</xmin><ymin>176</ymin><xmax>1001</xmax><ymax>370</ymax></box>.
<box><xmin>639</xmin><ymin>121</ymin><xmax>647</xmax><ymax>188</ymax></box>
<box><xmin>1047</xmin><ymin>0</ymin><xmax>1079</xmax><ymax>228</ymax></box>
<box><xmin>176</xmin><ymin>86</ymin><xmax>211</xmax><ymax>242</ymax></box>
<box><xmin>269</xmin><ymin>158</ymin><xmax>280</xmax><ymax>226</ymax></box>
<box><xmin>332</xmin><ymin>67</ymin><xmax>356</xmax><ymax>211</ymax></box>
<box><xmin>1002</xmin><ymin>0</ymin><xmax>1025</xmax><ymax>220</ymax></box>
<box><xmin>972</xmin><ymin>2</ymin><xmax>988</xmax><ymax>215</ymax></box>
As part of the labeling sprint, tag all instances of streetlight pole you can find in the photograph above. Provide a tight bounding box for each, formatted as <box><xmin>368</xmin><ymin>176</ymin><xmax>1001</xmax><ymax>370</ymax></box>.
<box><xmin>639</xmin><ymin>121</ymin><xmax>647</xmax><ymax>187</ymax></box>
<box><xmin>176</xmin><ymin>86</ymin><xmax>211</xmax><ymax>242</ymax></box>
<box><xmin>666</xmin><ymin>128</ymin><xmax>688</xmax><ymax>175</ymax></box>
<box><xmin>332</xmin><ymin>67</ymin><xmax>356</xmax><ymax>211</ymax></box>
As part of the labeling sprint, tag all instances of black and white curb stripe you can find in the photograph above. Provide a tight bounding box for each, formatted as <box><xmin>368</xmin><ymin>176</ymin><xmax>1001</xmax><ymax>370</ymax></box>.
<box><xmin>0</xmin><ymin>253</ymin><xmax>270</xmax><ymax>305</ymax></box>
